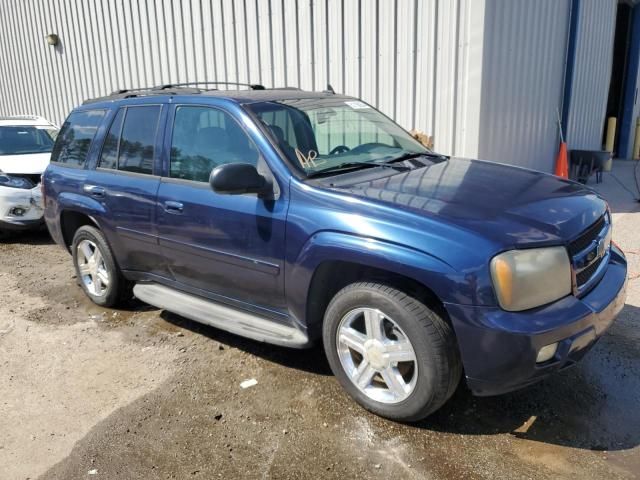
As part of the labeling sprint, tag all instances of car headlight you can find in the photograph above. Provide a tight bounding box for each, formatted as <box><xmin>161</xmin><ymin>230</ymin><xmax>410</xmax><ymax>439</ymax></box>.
<box><xmin>490</xmin><ymin>246</ymin><xmax>572</xmax><ymax>311</ymax></box>
<box><xmin>0</xmin><ymin>171</ymin><xmax>34</xmax><ymax>189</ymax></box>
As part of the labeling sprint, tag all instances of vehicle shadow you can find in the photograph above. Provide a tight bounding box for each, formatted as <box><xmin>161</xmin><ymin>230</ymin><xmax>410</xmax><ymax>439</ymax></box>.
<box><xmin>0</xmin><ymin>228</ymin><xmax>54</xmax><ymax>246</ymax></box>
<box><xmin>159</xmin><ymin>310</ymin><xmax>332</xmax><ymax>376</ymax></box>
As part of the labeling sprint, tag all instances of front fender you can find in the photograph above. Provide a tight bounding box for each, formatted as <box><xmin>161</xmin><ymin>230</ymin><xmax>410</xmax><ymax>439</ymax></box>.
<box><xmin>286</xmin><ymin>231</ymin><xmax>474</xmax><ymax>327</ymax></box>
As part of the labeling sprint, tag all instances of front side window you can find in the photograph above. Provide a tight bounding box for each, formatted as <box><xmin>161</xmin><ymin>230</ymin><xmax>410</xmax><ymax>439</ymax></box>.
<box><xmin>247</xmin><ymin>98</ymin><xmax>428</xmax><ymax>176</ymax></box>
<box><xmin>0</xmin><ymin>126</ymin><xmax>57</xmax><ymax>155</ymax></box>
<box><xmin>170</xmin><ymin>106</ymin><xmax>258</xmax><ymax>183</ymax></box>
<box><xmin>51</xmin><ymin>110</ymin><xmax>106</xmax><ymax>166</ymax></box>
<box><xmin>98</xmin><ymin>106</ymin><xmax>161</xmax><ymax>175</ymax></box>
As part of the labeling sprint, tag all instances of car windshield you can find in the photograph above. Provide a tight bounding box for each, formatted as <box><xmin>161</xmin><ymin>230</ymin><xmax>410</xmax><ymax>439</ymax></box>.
<box><xmin>0</xmin><ymin>126</ymin><xmax>57</xmax><ymax>155</ymax></box>
<box><xmin>246</xmin><ymin>97</ymin><xmax>429</xmax><ymax>176</ymax></box>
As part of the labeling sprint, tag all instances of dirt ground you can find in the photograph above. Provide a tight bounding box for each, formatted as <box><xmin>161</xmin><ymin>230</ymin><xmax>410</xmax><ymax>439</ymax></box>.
<box><xmin>1</xmin><ymin>188</ymin><xmax>639</xmax><ymax>479</ymax></box>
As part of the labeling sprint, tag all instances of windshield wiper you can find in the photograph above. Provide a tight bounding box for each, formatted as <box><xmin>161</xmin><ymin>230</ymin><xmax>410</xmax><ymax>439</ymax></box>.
<box><xmin>307</xmin><ymin>161</ymin><xmax>410</xmax><ymax>178</ymax></box>
<box><xmin>382</xmin><ymin>151</ymin><xmax>448</xmax><ymax>164</ymax></box>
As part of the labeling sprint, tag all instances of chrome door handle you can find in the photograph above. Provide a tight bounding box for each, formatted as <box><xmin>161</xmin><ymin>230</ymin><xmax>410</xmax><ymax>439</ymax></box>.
<box><xmin>83</xmin><ymin>185</ymin><xmax>106</xmax><ymax>198</ymax></box>
<box><xmin>164</xmin><ymin>201</ymin><xmax>184</xmax><ymax>214</ymax></box>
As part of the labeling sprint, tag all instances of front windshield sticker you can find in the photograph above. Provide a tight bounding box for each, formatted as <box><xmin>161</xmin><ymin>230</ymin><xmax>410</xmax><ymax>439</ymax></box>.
<box><xmin>295</xmin><ymin>148</ymin><xmax>325</xmax><ymax>169</ymax></box>
<box><xmin>344</xmin><ymin>100</ymin><xmax>370</xmax><ymax>110</ymax></box>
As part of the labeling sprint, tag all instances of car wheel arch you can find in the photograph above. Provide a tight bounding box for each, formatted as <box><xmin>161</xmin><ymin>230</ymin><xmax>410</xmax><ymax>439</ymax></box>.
<box><xmin>303</xmin><ymin>259</ymin><xmax>454</xmax><ymax>341</ymax></box>
<box><xmin>60</xmin><ymin>210</ymin><xmax>101</xmax><ymax>251</ymax></box>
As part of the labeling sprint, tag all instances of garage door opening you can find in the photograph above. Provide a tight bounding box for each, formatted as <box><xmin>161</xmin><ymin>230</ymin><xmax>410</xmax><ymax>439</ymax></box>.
<box><xmin>606</xmin><ymin>1</ymin><xmax>640</xmax><ymax>160</ymax></box>
<box><xmin>603</xmin><ymin>2</ymin><xmax>633</xmax><ymax>155</ymax></box>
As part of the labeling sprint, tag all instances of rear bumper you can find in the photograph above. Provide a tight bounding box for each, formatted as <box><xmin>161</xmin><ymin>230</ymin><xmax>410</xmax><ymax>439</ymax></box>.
<box><xmin>0</xmin><ymin>185</ymin><xmax>44</xmax><ymax>231</ymax></box>
<box><xmin>446</xmin><ymin>245</ymin><xmax>627</xmax><ymax>396</ymax></box>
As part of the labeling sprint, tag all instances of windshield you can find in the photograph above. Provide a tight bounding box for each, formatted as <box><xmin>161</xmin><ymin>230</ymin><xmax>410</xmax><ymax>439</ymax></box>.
<box><xmin>246</xmin><ymin>98</ymin><xmax>429</xmax><ymax>176</ymax></box>
<box><xmin>0</xmin><ymin>126</ymin><xmax>57</xmax><ymax>155</ymax></box>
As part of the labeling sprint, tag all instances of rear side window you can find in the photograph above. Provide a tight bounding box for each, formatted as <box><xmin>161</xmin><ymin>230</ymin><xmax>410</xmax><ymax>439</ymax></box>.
<box><xmin>51</xmin><ymin>110</ymin><xmax>106</xmax><ymax>166</ymax></box>
<box><xmin>99</xmin><ymin>109</ymin><xmax>124</xmax><ymax>170</ymax></box>
<box><xmin>98</xmin><ymin>105</ymin><xmax>161</xmax><ymax>175</ymax></box>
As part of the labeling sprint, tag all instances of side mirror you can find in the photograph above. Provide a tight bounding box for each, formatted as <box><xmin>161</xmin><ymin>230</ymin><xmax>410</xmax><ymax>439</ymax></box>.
<box><xmin>209</xmin><ymin>163</ymin><xmax>269</xmax><ymax>196</ymax></box>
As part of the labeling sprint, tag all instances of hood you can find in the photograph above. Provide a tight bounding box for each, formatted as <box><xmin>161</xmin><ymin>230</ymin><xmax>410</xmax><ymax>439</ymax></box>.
<box><xmin>0</xmin><ymin>152</ymin><xmax>51</xmax><ymax>175</ymax></box>
<box><xmin>331</xmin><ymin>158</ymin><xmax>607</xmax><ymax>248</ymax></box>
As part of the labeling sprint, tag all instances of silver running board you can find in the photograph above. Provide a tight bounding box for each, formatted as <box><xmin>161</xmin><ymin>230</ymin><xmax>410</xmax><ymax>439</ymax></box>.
<box><xmin>133</xmin><ymin>283</ymin><xmax>310</xmax><ymax>348</ymax></box>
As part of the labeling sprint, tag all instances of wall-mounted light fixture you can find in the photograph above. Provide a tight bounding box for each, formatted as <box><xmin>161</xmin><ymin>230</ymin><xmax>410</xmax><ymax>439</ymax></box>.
<box><xmin>45</xmin><ymin>34</ymin><xmax>59</xmax><ymax>46</ymax></box>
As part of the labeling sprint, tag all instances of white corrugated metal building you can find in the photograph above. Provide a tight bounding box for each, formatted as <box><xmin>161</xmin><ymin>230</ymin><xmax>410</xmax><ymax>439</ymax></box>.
<box><xmin>1</xmin><ymin>0</ymin><xmax>638</xmax><ymax>171</ymax></box>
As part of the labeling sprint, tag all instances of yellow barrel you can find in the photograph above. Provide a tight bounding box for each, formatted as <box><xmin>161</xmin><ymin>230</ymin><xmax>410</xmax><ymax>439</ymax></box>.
<box><xmin>605</xmin><ymin>117</ymin><xmax>616</xmax><ymax>153</ymax></box>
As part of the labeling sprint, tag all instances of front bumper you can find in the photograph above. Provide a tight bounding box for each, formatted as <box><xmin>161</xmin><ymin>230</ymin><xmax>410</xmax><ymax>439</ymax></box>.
<box><xmin>446</xmin><ymin>245</ymin><xmax>627</xmax><ymax>396</ymax></box>
<box><xmin>0</xmin><ymin>184</ymin><xmax>44</xmax><ymax>231</ymax></box>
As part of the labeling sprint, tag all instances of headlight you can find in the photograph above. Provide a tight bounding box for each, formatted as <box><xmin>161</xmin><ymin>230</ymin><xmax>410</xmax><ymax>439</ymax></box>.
<box><xmin>0</xmin><ymin>171</ymin><xmax>34</xmax><ymax>189</ymax></box>
<box><xmin>490</xmin><ymin>246</ymin><xmax>572</xmax><ymax>311</ymax></box>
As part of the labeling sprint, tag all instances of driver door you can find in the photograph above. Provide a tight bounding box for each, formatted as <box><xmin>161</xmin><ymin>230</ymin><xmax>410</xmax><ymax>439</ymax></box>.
<box><xmin>156</xmin><ymin>104</ymin><xmax>288</xmax><ymax>315</ymax></box>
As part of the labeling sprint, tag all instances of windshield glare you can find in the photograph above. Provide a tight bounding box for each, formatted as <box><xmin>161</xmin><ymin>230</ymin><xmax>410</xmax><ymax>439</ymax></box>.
<box><xmin>247</xmin><ymin>98</ymin><xmax>428</xmax><ymax>176</ymax></box>
<box><xmin>0</xmin><ymin>126</ymin><xmax>57</xmax><ymax>155</ymax></box>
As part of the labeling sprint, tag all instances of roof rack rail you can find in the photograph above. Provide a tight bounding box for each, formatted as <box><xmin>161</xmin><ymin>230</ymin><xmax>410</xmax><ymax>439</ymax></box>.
<box><xmin>109</xmin><ymin>86</ymin><xmax>155</xmax><ymax>95</ymax></box>
<box><xmin>84</xmin><ymin>86</ymin><xmax>204</xmax><ymax>104</ymax></box>
<box><xmin>156</xmin><ymin>81</ymin><xmax>265</xmax><ymax>90</ymax></box>
<box><xmin>84</xmin><ymin>81</ymin><xmax>298</xmax><ymax>105</ymax></box>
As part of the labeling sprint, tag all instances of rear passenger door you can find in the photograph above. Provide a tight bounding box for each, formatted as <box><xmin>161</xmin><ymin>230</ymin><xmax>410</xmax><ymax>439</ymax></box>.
<box><xmin>87</xmin><ymin>104</ymin><xmax>166</xmax><ymax>275</ymax></box>
<box><xmin>156</xmin><ymin>104</ymin><xmax>288</xmax><ymax>315</ymax></box>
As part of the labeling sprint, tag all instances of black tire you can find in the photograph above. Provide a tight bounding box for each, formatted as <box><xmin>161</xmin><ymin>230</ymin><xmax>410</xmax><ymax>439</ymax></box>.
<box><xmin>71</xmin><ymin>225</ymin><xmax>132</xmax><ymax>307</ymax></box>
<box><xmin>322</xmin><ymin>282</ymin><xmax>462</xmax><ymax>422</ymax></box>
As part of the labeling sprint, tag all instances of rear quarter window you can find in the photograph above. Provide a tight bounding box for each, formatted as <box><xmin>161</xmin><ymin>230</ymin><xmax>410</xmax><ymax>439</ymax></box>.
<box><xmin>51</xmin><ymin>109</ymin><xmax>106</xmax><ymax>166</ymax></box>
<box><xmin>98</xmin><ymin>106</ymin><xmax>161</xmax><ymax>175</ymax></box>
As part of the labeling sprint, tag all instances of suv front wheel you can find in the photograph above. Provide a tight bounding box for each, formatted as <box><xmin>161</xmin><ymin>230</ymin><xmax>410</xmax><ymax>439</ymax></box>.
<box><xmin>72</xmin><ymin>225</ymin><xmax>131</xmax><ymax>307</ymax></box>
<box><xmin>322</xmin><ymin>282</ymin><xmax>461</xmax><ymax>422</ymax></box>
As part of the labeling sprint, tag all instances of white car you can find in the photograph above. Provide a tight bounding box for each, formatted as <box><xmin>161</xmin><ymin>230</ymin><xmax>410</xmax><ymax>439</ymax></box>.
<box><xmin>0</xmin><ymin>115</ymin><xmax>58</xmax><ymax>236</ymax></box>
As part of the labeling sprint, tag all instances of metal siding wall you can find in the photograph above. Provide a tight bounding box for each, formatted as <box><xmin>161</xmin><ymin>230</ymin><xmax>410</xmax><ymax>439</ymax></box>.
<box><xmin>0</xmin><ymin>0</ymin><xmax>586</xmax><ymax>172</ymax></box>
<box><xmin>0</xmin><ymin>0</ymin><xmax>474</xmax><ymax>157</ymax></box>
<box><xmin>477</xmin><ymin>0</ymin><xmax>571</xmax><ymax>172</ymax></box>
<box><xmin>566</xmin><ymin>0</ymin><xmax>617</xmax><ymax>150</ymax></box>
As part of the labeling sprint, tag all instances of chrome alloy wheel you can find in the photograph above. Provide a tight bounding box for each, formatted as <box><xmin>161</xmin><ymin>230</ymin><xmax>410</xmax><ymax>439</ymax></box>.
<box><xmin>336</xmin><ymin>308</ymin><xmax>418</xmax><ymax>404</ymax></box>
<box><xmin>76</xmin><ymin>239</ymin><xmax>110</xmax><ymax>297</ymax></box>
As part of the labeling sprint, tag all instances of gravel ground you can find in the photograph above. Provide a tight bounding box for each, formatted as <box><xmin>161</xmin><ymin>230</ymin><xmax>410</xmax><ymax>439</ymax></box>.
<box><xmin>1</xmin><ymin>178</ymin><xmax>639</xmax><ymax>479</ymax></box>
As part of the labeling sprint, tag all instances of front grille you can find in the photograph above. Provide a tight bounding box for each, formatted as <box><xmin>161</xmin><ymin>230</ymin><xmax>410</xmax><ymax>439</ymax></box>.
<box><xmin>568</xmin><ymin>215</ymin><xmax>605</xmax><ymax>256</ymax></box>
<box><xmin>569</xmin><ymin>214</ymin><xmax>610</xmax><ymax>292</ymax></box>
<box><xmin>576</xmin><ymin>255</ymin><xmax>605</xmax><ymax>286</ymax></box>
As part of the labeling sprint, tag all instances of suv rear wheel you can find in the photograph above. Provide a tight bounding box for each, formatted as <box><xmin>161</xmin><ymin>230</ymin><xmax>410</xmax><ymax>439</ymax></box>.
<box><xmin>71</xmin><ymin>225</ymin><xmax>131</xmax><ymax>307</ymax></box>
<box><xmin>322</xmin><ymin>282</ymin><xmax>461</xmax><ymax>421</ymax></box>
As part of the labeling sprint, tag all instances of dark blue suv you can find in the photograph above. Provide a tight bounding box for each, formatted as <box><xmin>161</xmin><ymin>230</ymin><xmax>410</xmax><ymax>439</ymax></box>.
<box><xmin>43</xmin><ymin>83</ymin><xmax>627</xmax><ymax>421</ymax></box>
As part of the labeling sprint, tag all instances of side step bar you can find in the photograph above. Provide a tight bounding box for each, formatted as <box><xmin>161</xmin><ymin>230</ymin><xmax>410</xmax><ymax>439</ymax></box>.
<box><xmin>133</xmin><ymin>283</ymin><xmax>311</xmax><ymax>348</ymax></box>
